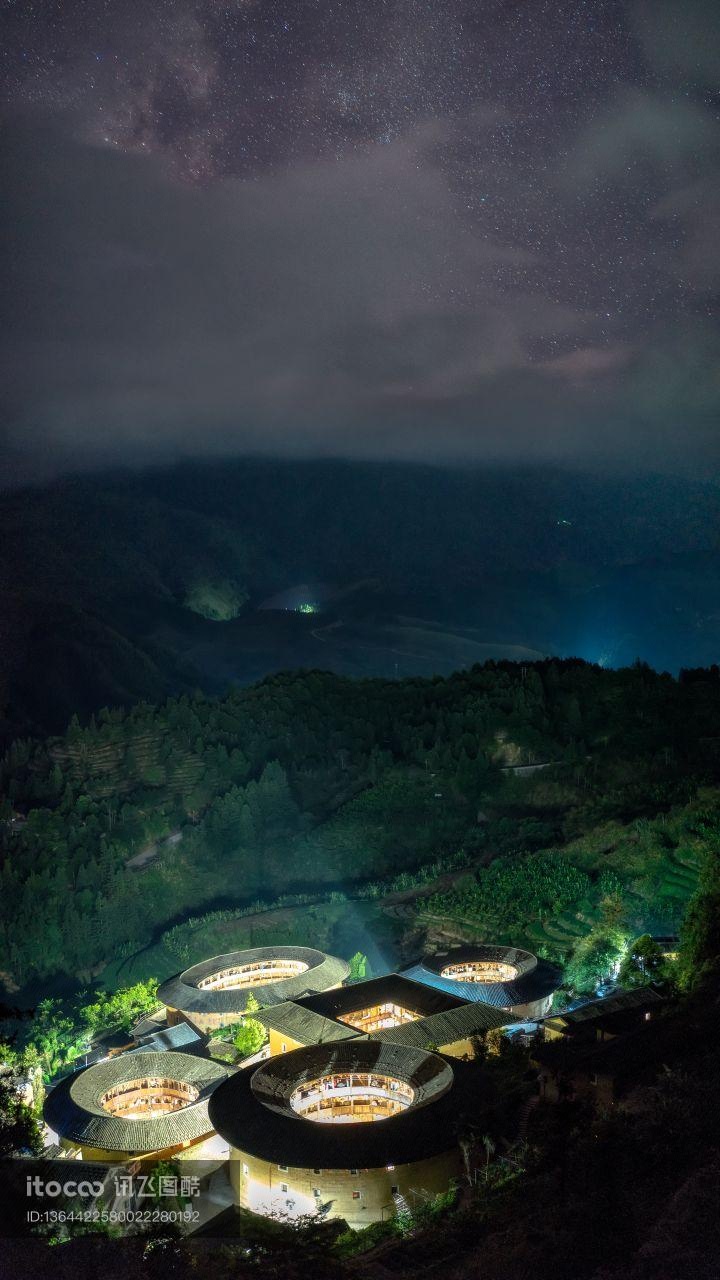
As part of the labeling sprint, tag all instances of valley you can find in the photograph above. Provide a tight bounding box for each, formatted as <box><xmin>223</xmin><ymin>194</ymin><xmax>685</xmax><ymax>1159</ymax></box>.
<box><xmin>2</xmin><ymin>460</ymin><xmax>719</xmax><ymax>745</ymax></box>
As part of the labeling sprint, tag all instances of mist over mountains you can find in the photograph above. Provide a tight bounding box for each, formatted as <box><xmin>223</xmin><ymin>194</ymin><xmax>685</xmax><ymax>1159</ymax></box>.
<box><xmin>2</xmin><ymin>457</ymin><xmax>718</xmax><ymax>744</ymax></box>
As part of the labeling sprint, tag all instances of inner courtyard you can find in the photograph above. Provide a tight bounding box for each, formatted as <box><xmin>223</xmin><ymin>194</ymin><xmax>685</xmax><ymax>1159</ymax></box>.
<box><xmin>289</xmin><ymin>1071</ymin><xmax>415</xmax><ymax>1122</ymax></box>
<box><xmin>100</xmin><ymin>1076</ymin><xmax>200</xmax><ymax>1119</ymax></box>
<box><xmin>440</xmin><ymin>960</ymin><xmax>519</xmax><ymax>983</ymax></box>
<box><xmin>197</xmin><ymin>958</ymin><xmax>309</xmax><ymax>991</ymax></box>
<box><xmin>336</xmin><ymin>1001</ymin><xmax>421</xmax><ymax>1034</ymax></box>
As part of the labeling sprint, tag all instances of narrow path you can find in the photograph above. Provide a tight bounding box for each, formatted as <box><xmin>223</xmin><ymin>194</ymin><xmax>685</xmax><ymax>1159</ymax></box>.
<box><xmin>125</xmin><ymin>828</ymin><xmax>182</xmax><ymax>869</ymax></box>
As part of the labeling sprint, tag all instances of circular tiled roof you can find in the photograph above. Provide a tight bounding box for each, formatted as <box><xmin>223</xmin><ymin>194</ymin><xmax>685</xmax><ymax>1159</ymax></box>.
<box><xmin>209</xmin><ymin>1040</ymin><xmax>482</xmax><ymax>1168</ymax></box>
<box><xmin>403</xmin><ymin>944</ymin><xmax>562</xmax><ymax>1009</ymax></box>
<box><xmin>158</xmin><ymin>947</ymin><xmax>349</xmax><ymax>1017</ymax></box>
<box><xmin>44</xmin><ymin>1051</ymin><xmax>229</xmax><ymax>1154</ymax></box>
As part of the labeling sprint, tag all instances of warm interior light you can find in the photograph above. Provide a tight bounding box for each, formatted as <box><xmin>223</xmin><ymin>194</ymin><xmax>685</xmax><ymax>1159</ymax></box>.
<box><xmin>289</xmin><ymin>1072</ymin><xmax>415</xmax><ymax>1123</ymax></box>
<box><xmin>198</xmin><ymin>958</ymin><xmax>309</xmax><ymax>991</ymax></box>
<box><xmin>100</xmin><ymin>1077</ymin><xmax>199</xmax><ymax>1119</ymax></box>
<box><xmin>337</xmin><ymin>1002</ymin><xmax>421</xmax><ymax>1034</ymax></box>
<box><xmin>440</xmin><ymin>961</ymin><xmax>518</xmax><ymax>983</ymax></box>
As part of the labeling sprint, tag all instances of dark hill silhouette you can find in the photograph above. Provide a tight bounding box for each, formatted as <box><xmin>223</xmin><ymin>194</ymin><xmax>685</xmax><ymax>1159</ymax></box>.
<box><xmin>2</xmin><ymin>458</ymin><xmax>719</xmax><ymax>742</ymax></box>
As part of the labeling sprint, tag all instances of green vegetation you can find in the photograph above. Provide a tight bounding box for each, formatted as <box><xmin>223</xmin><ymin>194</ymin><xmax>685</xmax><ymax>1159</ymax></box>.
<box><xmin>677</xmin><ymin>808</ymin><xmax>720</xmax><ymax>989</ymax></box>
<box><xmin>3</xmin><ymin>460</ymin><xmax>720</xmax><ymax>746</ymax></box>
<box><xmin>231</xmin><ymin>994</ymin><xmax>267</xmax><ymax>1058</ymax></box>
<box><xmin>160</xmin><ymin>897</ymin><xmax>392</xmax><ymax>969</ymax></box>
<box><xmin>334</xmin><ymin>1183</ymin><xmax>459</xmax><ymax>1257</ymax></box>
<box><xmin>348</xmin><ymin>951</ymin><xmax>368</xmax><ymax>981</ymax></box>
<box><xmin>12</xmin><ymin>980</ymin><xmax>159</xmax><ymax>1080</ymax></box>
<box><xmin>617</xmin><ymin>933</ymin><xmax>668</xmax><ymax>987</ymax></box>
<box><xmin>1</xmin><ymin>716</ymin><xmax>720</xmax><ymax>1276</ymax></box>
<box><xmin>563</xmin><ymin>922</ymin><xmax>628</xmax><ymax>994</ymax></box>
<box><xmin>80</xmin><ymin>979</ymin><xmax>159</xmax><ymax>1033</ymax></box>
<box><xmin>423</xmin><ymin>851</ymin><xmax>593</xmax><ymax>941</ymax></box>
<box><xmin>1</xmin><ymin>659</ymin><xmax>718</xmax><ymax>989</ymax></box>
<box><xmin>153</xmin><ymin>851</ymin><xmax>469</xmax><ymax>977</ymax></box>
<box><xmin>204</xmin><ymin>993</ymin><xmax>268</xmax><ymax>1060</ymax></box>
<box><xmin>0</xmin><ymin>1077</ymin><xmax>42</xmax><ymax>1159</ymax></box>
<box><xmin>418</xmin><ymin>792</ymin><xmax>719</xmax><ymax>992</ymax></box>
<box><xmin>1</xmin><ymin>650</ymin><xmax>719</xmax><ymax>1275</ymax></box>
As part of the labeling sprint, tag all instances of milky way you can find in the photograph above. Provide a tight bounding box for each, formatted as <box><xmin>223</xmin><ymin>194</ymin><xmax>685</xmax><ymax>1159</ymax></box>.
<box><xmin>1</xmin><ymin>1</ymin><xmax>719</xmax><ymax>479</ymax></box>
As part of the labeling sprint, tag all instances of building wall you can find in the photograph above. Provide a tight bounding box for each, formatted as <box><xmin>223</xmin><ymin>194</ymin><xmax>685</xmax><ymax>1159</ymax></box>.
<box><xmin>165</xmin><ymin>983</ymin><xmax>344</xmax><ymax>1038</ymax></box>
<box><xmin>510</xmin><ymin>995</ymin><xmax>553</xmax><ymax>1021</ymax></box>
<box><xmin>229</xmin><ymin>1147</ymin><xmax>463</xmax><ymax>1226</ymax></box>
<box><xmin>439</xmin><ymin>1037</ymin><xmax>476</xmax><ymax>1059</ymax></box>
<box><xmin>267</xmin><ymin>1033</ymin><xmax>488</xmax><ymax>1061</ymax></box>
<box><xmin>166</xmin><ymin>1006</ymin><xmax>246</xmax><ymax>1035</ymax></box>
<box><xmin>542</xmin><ymin>1021</ymin><xmax>566</xmax><ymax>1042</ymax></box>
<box><xmin>267</xmin><ymin>1031</ymin><xmax>478</xmax><ymax>1060</ymax></box>
<box><xmin>172</xmin><ymin>1006</ymin><xmax>297</xmax><ymax>1037</ymax></box>
<box><xmin>59</xmin><ymin>1133</ymin><xmax>211</xmax><ymax>1164</ymax></box>
<box><xmin>268</xmin><ymin>1028</ymin><xmax>308</xmax><ymax>1057</ymax></box>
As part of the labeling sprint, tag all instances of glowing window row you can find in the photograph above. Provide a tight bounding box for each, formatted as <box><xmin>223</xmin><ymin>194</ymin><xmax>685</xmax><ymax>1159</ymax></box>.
<box><xmin>197</xmin><ymin>959</ymin><xmax>309</xmax><ymax>991</ymax></box>
<box><xmin>289</xmin><ymin>1072</ymin><xmax>415</xmax><ymax>1124</ymax></box>
<box><xmin>337</xmin><ymin>1002</ymin><xmax>421</xmax><ymax>1033</ymax></box>
<box><xmin>100</xmin><ymin>1077</ymin><xmax>200</xmax><ymax>1118</ymax></box>
<box><xmin>440</xmin><ymin>961</ymin><xmax>518</xmax><ymax>983</ymax></box>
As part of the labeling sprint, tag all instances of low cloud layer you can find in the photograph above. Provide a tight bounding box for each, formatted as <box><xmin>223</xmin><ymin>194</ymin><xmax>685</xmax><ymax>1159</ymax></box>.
<box><xmin>1</xmin><ymin>1</ymin><xmax>719</xmax><ymax>483</ymax></box>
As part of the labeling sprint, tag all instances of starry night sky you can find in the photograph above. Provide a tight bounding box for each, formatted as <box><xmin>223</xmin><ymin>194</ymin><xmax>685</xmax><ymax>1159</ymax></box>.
<box><xmin>1</xmin><ymin>1</ymin><xmax>719</xmax><ymax>479</ymax></box>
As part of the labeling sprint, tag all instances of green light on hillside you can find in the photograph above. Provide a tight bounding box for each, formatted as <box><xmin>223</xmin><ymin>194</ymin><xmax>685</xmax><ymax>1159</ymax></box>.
<box><xmin>297</xmin><ymin>603</ymin><xmax>317</xmax><ymax>614</ymax></box>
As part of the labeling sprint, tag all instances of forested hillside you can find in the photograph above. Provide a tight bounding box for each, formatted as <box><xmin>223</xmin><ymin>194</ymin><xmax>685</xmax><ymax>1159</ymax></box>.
<box><xmin>1</xmin><ymin>659</ymin><xmax>718</xmax><ymax>988</ymax></box>
<box><xmin>2</xmin><ymin>460</ymin><xmax>720</xmax><ymax>743</ymax></box>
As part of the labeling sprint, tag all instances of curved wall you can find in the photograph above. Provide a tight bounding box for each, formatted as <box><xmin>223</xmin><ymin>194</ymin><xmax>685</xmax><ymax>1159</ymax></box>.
<box><xmin>229</xmin><ymin>1147</ymin><xmax>463</xmax><ymax>1226</ymax></box>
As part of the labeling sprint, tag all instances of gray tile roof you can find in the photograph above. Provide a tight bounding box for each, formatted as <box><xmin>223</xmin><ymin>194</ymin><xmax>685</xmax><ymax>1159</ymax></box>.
<box><xmin>402</xmin><ymin>945</ymin><xmax>562</xmax><ymax>1009</ymax></box>
<box><xmin>157</xmin><ymin>947</ymin><xmax>349</xmax><ymax>1016</ymax></box>
<box><xmin>131</xmin><ymin>1023</ymin><xmax>206</xmax><ymax>1055</ymax></box>
<box><xmin>257</xmin><ymin>1002</ymin><xmax>363</xmax><ymax>1045</ymax></box>
<box><xmin>209</xmin><ymin>1040</ymin><xmax>488</xmax><ymax>1169</ymax></box>
<box><xmin>291</xmin><ymin>973</ymin><xmax>467</xmax><ymax>1020</ymax></box>
<box><xmin>44</xmin><ymin>1051</ymin><xmax>229</xmax><ymax>1154</ymax></box>
<box><xmin>255</xmin><ymin>976</ymin><xmax>509</xmax><ymax>1051</ymax></box>
<box><xmin>373</xmin><ymin>1002</ymin><xmax>510</xmax><ymax>1048</ymax></box>
<box><xmin>545</xmin><ymin>986</ymin><xmax>664</xmax><ymax>1027</ymax></box>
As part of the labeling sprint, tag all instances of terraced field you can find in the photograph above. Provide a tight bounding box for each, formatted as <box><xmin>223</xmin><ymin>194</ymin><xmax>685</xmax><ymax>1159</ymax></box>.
<box><xmin>417</xmin><ymin>814</ymin><xmax>705</xmax><ymax>960</ymax></box>
<box><xmin>48</xmin><ymin>729</ymin><xmax>212</xmax><ymax>802</ymax></box>
<box><xmin>515</xmin><ymin>851</ymin><xmax>697</xmax><ymax>956</ymax></box>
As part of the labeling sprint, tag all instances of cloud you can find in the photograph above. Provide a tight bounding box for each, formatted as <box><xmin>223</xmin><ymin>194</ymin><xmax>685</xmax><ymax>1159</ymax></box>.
<box><xmin>630</xmin><ymin>0</ymin><xmax>720</xmax><ymax>87</ymax></box>
<box><xmin>540</xmin><ymin>345</ymin><xmax>635</xmax><ymax>382</ymax></box>
<box><xmin>0</xmin><ymin>115</ymin><xmax>718</xmax><ymax>483</ymax></box>
<box><xmin>561</xmin><ymin>88</ymin><xmax>718</xmax><ymax>189</ymax></box>
<box><xmin>650</xmin><ymin>176</ymin><xmax>720</xmax><ymax>290</ymax></box>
